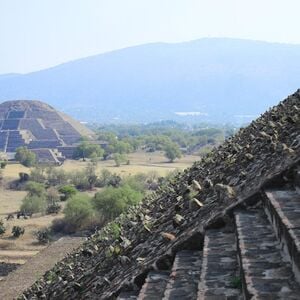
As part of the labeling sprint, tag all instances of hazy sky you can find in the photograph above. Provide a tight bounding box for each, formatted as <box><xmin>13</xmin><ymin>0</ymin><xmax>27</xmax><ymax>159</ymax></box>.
<box><xmin>1</xmin><ymin>0</ymin><xmax>300</xmax><ymax>74</ymax></box>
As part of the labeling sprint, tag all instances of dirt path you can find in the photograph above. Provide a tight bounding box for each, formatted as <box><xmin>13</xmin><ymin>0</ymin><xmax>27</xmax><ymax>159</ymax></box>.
<box><xmin>0</xmin><ymin>236</ymin><xmax>85</xmax><ymax>300</ymax></box>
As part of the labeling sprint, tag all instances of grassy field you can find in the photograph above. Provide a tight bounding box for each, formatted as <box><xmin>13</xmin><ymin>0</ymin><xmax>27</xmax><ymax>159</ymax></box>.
<box><xmin>60</xmin><ymin>151</ymin><xmax>199</xmax><ymax>176</ymax></box>
<box><xmin>3</xmin><ymin>151</ymin><xmax>199</xmax><ymax>180</ymax></box>
<box><xmin>0</xmin><ymin>188</ymin><xmax>65</xmax><ymax>270</ymax></box>
<box><xmin>0</xmin><ymin>151</ymin><xmax>199</xmax><ymax>275</ymax></box>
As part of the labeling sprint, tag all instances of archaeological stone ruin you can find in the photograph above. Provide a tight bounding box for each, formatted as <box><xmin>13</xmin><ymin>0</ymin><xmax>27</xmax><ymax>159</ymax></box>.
<box><xmin>0</xmin><ymin>100</ymin><xmax>93</xmax><ymax>164</ymax></box>
<box><xmin>1</xmin><ymin>91</ymin><xmax>299</xmax><ymax>299</ymax></box>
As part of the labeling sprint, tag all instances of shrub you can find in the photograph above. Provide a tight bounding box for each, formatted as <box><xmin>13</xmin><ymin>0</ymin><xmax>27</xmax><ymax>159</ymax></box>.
<box><xmin>20</xmin><ymin>195</ymin><xmax>47</xmax><ymax>214</ymax></box>
<box><xmin>59</xmin><ymin>185</ymin><xmax>77</xmax><ymax>201</ymax></box>
<box><xmin>19</xmin><ymin>172</ymin><xmax>30</xmax><ymax>182</ymax></box>
<box><xmin>164</xmin><ymin>142</ymin><xmax>182</xmax><ymax>162</ymax></box>
<box><xmin>107</xmin><ymin>222</ymin><xmax>121</xmax><ymax>239</ymax></box>
<box><xmin>46</xmin><ymin>187</ymin><xmax>60</xmax><ymax>203</ymax></box>
<box><xmin>15</xmin><ymin>147</ymin><xmax>36</xmax><ymax>167</ymax></box>
<box><xmin>30</xmin><ymin>166</ymin><xmax>46</xmax><ymax>183</ymax></box>
<box><xmin>51</xmin><ymin>218</ymin><xmax>67</xmax><ymax>233</ymax></box>
<box><xmin>113</xmin><ymin>153</ymin><xmax>127</xmax><ymax>167</ymax></box>
<box><xmin>122</xmin><ymin>173</ymin><xmax>148</xmax><ymax>193</ymax></box>
<box><xmin>0</xmin><ymin>219</ymin><xmax>6</xmax><ymax>235</ymax></box>
<box><xmin>46</xmin><ymin>187</ymin><xmax>61</xmax><ymax>214</ymax></box>
<box><xmin>88</xmin><ymin>175</ymin><xmax>98</xmax><ymax>190</ymax></box>
<box><xmin>63</xmin><ymin>194</ymin><xmax>94</xmax><ymax>231</ymax></box>
<box><xmin>96</xmin><ymin>169</ymin><xmax>112</xmax><ymax>187</ymax></box>
<box><xmin>46</xmin><ymin>202</ymin><xmax>61</xmax><ymax>214</ymax></box>
<box><xmin>73</xmin><ymin>142</ymin><xmax>104</xmax><ymax>161</ymax></box>
<box><xmin>34</xmin><ymin>228</ymin><xmax>51</xmax><ymax>244</ymax></box>
<box><xmin>25</xmin><ymin>181</ymin><xmax>45</xmax><ymax>197</ymax></box>
<box><xmin>46</xmin><ymin>167</ymin><xmax>68</xmax><ymax>186</ymax></box>
<box><xmin>96</xmin><ymin>169</ymin><xmax>122</xmax><ymax>188</ymax></box>
<box><xmin>69</xmin><ymin>171</ymin><xmax>90</xmax><ymax>190</ymax></box>
<box><xmin>93</xmin><ymin>185</ymin><xmax>142</xmax><ymax>221</ymax></box>
<box><xmin>12</xmin><ymin>226</ymin><xmax>25</xmax><ymax>238</ymax></box>
<box><xmin>0</xmin><ymin>161</ymin><xmax>7</xmax><ymax>169</ymax></box>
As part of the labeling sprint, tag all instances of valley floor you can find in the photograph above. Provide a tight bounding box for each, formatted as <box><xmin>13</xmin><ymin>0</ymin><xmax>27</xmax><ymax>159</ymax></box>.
<box><xmin>0</xmin><ymin>151</ymin><xmax>199</xmax><ymax>282</ymax></box>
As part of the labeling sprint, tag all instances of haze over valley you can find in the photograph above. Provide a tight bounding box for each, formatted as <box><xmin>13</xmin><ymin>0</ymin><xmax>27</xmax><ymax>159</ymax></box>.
<box><xmin>1</xmin><ymin>38</ymin><xmax>300</xmax><ymax>124</ymax></box>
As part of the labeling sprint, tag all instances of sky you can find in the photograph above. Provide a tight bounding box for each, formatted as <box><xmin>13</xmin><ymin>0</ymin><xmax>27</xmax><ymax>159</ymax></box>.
<box><xmin>1</xmin><ymin>0</ymin><xmax>300</xmax><ymax>74</ymax></box>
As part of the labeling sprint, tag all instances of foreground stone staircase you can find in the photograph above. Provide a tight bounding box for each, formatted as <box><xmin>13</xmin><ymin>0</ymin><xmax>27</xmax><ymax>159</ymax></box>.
<box><xmin>117</xmin><ymin>174</ymin><xmax>300</xmax><ymax>300</ymax></box>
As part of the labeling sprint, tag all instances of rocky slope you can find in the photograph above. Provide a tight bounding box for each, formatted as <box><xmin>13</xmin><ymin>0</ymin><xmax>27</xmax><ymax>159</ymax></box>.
<box><xmin>22</xmin><ymin>90</ymin><xmax>300</xmax><ymax>299</ymax></box>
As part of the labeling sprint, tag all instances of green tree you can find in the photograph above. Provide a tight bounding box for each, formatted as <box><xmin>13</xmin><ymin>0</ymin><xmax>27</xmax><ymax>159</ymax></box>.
<box><xmin>15</xmin><ymin>147</ymin><xmax>36</xmax><ymax>167</ymax></box>
<box><xmin>164</xmin><ymin>143</ymin><xmax>182</xmax><ymax>162</ymax></box>
<box><xmin>113</xmin><ymin>153</ymin><xmax>127</xmax><ymax>167</ymax></box>
<box><xmin>21</xmin><ymin>195</ymin><xmax>47</xmax><ymax>214</ymax></box>
<box><xmin>30</xmin><ymin>166</ymin><xmax>46</xmax><ymax>183</ymax></box>
<box><xmin>59</xmin><ymin>185</ymin><xmax>77</xmax><ymax>201</ymax></box>
<box><xmin>93</xmin><ymin>185</ymin><xmax>142</xmax><ymax>220</ymax></box>
<box><xmin>73</xmin><ymin>142</ymin><xmax>104</xmax><ymax>161</ymax></box>
<box><xmin>63</xmin><ymin>194</ymin><xmax>94</xmax><ymax>230</ymax></box>
<box><xmin>105</xmin><ymin>141</ymin><xmax>133</xmax><ymax>158</ymax></box>
<box><xmin>25</xmin><ymin>181</ymin><xmax>45</xmax><ymax>197</ymax></box>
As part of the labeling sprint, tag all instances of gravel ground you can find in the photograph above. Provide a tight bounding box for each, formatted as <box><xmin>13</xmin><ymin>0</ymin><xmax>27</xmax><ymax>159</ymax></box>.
<box><xmin>0</xmin><ymin>236</ymin><xmax>84</xmax><ymax>300</ymax></box>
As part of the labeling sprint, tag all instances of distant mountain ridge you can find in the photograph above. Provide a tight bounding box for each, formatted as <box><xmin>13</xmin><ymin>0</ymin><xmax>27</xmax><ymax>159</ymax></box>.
<box><xmin>0</xmin><ymin>38</ymin><xmax>300</xmax><ymax>124</ymax></box>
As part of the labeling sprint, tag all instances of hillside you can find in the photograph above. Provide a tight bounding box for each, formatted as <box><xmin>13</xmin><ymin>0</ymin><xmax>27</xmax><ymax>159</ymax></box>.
<box><xmin>20</xmin><ymin>90</ymin><xmax>300</xmax><ymax>299</ymax></box>
<box><xmin>0</xmin><ymin>39</ymin><xmax>300</xmax><ymax>123</ymax></box>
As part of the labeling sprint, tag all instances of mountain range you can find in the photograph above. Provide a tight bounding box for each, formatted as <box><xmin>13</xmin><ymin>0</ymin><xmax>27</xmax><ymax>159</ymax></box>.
<box><xmin>0</xmin><ymin>38</ymin><xmax>300</xmax><ymax>124</ymax></box>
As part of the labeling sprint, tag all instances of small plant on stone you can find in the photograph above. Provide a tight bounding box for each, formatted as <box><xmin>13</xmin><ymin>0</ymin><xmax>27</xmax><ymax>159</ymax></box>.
<box><xmin>45</xmin><ymin>270</ymin><xmax>57</xmax><ymax>283</ymax></box>
<box><xmin>12</xmin><ymin>226</ymin><xmax>25</xmax><ymax>238</ymax></box>
<box><xmin>230</xmin><ymin>276</ymin><xmax>242</xmax><ymax>289</ymax></box>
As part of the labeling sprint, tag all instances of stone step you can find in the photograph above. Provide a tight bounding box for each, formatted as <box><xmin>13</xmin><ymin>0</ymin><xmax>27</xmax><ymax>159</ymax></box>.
<box><xmin>263</xmin><ymin>189</ymin><xmax>300</xmax><ymax>283</ymax></box>
<box><xmin>235</xmin><ymin>209</ymin><xmax>300</xmax><ymax>299</ymax></box>
<box><xmin>163</xmin><ymin>250</ymin><xmax>202</xmax><ymax>300</ymax></box>
<box><xmin>138</xmin><ymin>271</ymin><xmax>169</xmax><ymax>300</ymax></box>
<box><xmin>197</xmin><ymin>229</ymin><xmax>240</xmax><ymax>299</ymax></box>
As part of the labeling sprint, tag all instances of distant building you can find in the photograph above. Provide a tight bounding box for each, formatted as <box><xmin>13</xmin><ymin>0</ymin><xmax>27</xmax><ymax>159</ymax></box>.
<box><xmin>0</xmin><ymin>100</ymin><xmax>95</xmax><ymax>164</ymax></box>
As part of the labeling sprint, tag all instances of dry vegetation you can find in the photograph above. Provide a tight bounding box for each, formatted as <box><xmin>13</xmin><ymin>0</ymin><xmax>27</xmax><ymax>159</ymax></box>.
<box><xmin>0</xmin><ymin>151</ymin><xmax>198</xmax><ymax>276</ymax></box>
<box><xmin>0</xmin><ymin>188</ymin><xmax>66</xmax><ymax>276</ymax></box>
<box><xmin>3</xmin><ymin>151</ymin><xmax>198</xmax><ymax>180</ymax></box>
<box><xmin>61</xmin><ymin>151</ymin><xmax>198</xmax><ymax>176</ymax></box>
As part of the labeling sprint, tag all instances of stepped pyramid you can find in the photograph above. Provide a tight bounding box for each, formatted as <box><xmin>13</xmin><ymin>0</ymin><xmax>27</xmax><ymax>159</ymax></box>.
<box><xmin>0</xmin><ymin>100</ymin><xmax>93</xmax><ymax>162</ymax></box>
<box><xmin>14</xmin><ymin>90</ymin><xmax>300</xmax><ymax>299</ymax></box>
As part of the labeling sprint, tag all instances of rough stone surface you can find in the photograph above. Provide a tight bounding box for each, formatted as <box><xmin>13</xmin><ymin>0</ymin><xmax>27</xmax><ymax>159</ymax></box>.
<box><xmin>20</xmin><ymin>91</ymin><xmax>300</xmax><ymax>299</ymax></box>
<box><xmin>163</xmin><ymin>250</ymin><xmax>202</xmax><ymax>300</ymax></box>
<box><xmin>235</xmin><ymin>209</ymin><xmax>300</xmax><ymax>299</ymax></box>
<box><xmin>197</xmin><ymin>229</ymin><xmax>240</xmax><ymax>299</ymax></box>
<box><xmin>138</xmin><ymin>271</ymin><xmax>169</xmax><ymax>300</ymax></box>
<box><xmin>264</xmin><ymin>189</ymin><xmax>300</xmax><ymax>282</ymax></box>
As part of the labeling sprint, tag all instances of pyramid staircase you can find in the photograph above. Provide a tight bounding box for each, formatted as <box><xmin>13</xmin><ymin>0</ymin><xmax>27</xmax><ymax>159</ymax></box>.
<box><xmin>117</xmin><ymin>167</ymin><xmax>300</xmax><ymax>300</ymax></box>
